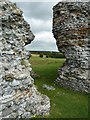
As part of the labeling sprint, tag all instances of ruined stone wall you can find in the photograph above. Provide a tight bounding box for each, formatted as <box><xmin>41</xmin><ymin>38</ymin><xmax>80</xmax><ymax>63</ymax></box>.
<box><xmin>0</xmin><ymin>0</ymin><xmax>50</xmax><ymax>118</ymax></box>
<box><xmin>53</xmin><ymin>1</ymin><xmax>90</xmax><ymax>93</ymax></box>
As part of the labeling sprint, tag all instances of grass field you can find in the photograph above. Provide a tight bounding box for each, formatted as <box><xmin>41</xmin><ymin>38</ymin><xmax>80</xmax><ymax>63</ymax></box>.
<box><xmin>30</xmin><ymin>54</ymin><xmax>88</xmax><ymax>118</ymax></box>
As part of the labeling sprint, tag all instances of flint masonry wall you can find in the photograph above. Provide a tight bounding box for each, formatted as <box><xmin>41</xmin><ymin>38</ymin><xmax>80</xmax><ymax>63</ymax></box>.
<box><xmin>53</xmin><ymin>2</ymin><xmax>90</xmax><ymax>93</ymax></box>
<box><xmin>0</xmin><ymin>0</ymin><xmax>50</xmax><ymax>118</ymax></box>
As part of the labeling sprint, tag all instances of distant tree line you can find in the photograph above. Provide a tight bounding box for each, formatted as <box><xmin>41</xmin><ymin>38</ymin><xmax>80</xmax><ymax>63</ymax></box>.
<box><xmin>30</xmin><ymin>51</ymin><xmax>65</xmax><ymax>58</ymax></box>
<box><xmin>45</xmin><ymin>52</ymin><xmax>65</xmax><ymax>58</ymax></box>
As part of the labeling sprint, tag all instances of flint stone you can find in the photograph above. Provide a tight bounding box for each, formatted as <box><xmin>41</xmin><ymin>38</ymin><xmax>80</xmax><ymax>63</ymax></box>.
<box><xmin>0</xmin><ymin>0</ymin><xmax>50</xmax><ymax>118</ymax></box>
<box><xmin>53</xmin><ymin>2</ymin><xmax>89</xmax><ymax>93</ymax></box>
<box><xmin>11</xmin><ymin>80</ymin><xmax>20</xmax><ymax>87</ymax></box>
<box><xmin>43</xmin><ymin>84</ymin><xmax>55</xmax><ymax>91</ymax></box>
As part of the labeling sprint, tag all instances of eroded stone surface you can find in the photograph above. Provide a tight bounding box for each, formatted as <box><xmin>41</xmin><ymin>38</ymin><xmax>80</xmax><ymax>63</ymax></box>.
<box><xmin>0</xmin><ymin>0</ymin><xmax>50</xmax><ymax>118</ymax></box>
<box><xmin>53</xmin><ymin>2</ymin><xmax>90</xmax><ymax>93</ymax></box>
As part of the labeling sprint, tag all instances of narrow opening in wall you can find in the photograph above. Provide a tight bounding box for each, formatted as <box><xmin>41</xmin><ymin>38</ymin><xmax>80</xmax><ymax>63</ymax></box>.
<box><xmin>15</xmin><ymin>0</ymin><xmax>66</xmax><ymax>99</ymax></box>
<box><xmin>6</xmin><ymin>1</ymin><xmax>88</xmax><ymax>118</ymax></box>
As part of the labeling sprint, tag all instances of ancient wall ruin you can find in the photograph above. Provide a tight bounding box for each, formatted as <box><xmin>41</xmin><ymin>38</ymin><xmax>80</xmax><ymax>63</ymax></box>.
<box><xmin>0</xmin><ymin>0</ymin><xmax>50</xmax><ymax>118</ymax></box>
<box><xmin>53</xmin><ymin>1</ymin><xmax>90</xmax><ymax>93</ymax></box>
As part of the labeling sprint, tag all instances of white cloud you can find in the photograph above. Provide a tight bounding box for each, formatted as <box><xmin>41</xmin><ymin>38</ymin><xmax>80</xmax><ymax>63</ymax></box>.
<box><xmin>10</xmin><ymin>0</ymin><xmax>63</xmax><ymax>3</ymax></box>
<box><xmin>15</xmin><ymin>2</ymin><xmax>54</xmax><ymax>20</ymax></box>
<box><xmin>10</xmin><ymin>1</ymin><xmax>60</xmax><ymax>51</ymax></box>
<box><xmin>35</xmin><ymin>31</ymin><xmax>55</xmax><ymax>43</ymax></box>
<box><xmin>27</xmin><ymin>18</ymin><xmax>52</xmax><ymax>33</ymax></box>
<box><xmin>25</xmin><ymin>31</ymin><xmax>58</xmax><ymax>51</ymax></box>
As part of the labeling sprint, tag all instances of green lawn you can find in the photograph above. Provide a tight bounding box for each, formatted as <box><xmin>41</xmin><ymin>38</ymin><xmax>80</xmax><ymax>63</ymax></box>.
<box><xmin>30</xmin><ymin>55</ymin><xmax>88</xmax><ymax>118</ymax></box>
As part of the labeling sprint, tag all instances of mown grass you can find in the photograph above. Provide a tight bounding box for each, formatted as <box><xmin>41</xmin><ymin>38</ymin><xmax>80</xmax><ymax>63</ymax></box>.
<box><xmin>30</xmin><ymin>55</ymin><xmax>88</xmax><ymax>118</ymax></box>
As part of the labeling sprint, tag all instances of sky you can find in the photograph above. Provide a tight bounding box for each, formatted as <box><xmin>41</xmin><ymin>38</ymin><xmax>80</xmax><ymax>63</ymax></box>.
<box><xmin>10</xmin><ymin>0</ymin><xmax>88</xmax><ymax>51</ymax></box>
<box><xmin>10</xmin><ymin>0</ymin><xmax>63</xmax><ymax>51</ymax></box>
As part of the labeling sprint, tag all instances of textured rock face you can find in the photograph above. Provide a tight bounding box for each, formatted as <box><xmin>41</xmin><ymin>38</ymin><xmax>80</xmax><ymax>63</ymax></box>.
<box><xmin>0</xmin><ymin>0</ymin><xmax>50</xmax><ymax>118</ymax></box>
<box><xmin>53</xmin><ymin>2</ymin><xmax>90</xmax><ymax>93</ymax></box>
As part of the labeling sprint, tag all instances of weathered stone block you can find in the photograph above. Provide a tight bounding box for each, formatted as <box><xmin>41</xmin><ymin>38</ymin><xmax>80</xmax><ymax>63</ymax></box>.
<box><xmin>53</xmin><ymin>1</ymin><xmax>90</xmax><ymax>93</ymax></box>
<box><xmin>0</xmin><ymin>0</ymin><xmax>50</xmax><ymax>118</ymax></box>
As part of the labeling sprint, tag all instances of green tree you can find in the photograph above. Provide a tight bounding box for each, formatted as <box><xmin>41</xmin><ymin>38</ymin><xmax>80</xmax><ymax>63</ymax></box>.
<box><xmin>39</xmin><ymin>53</ymin><xmax>43</xmax><ymax>58</ymax></box>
